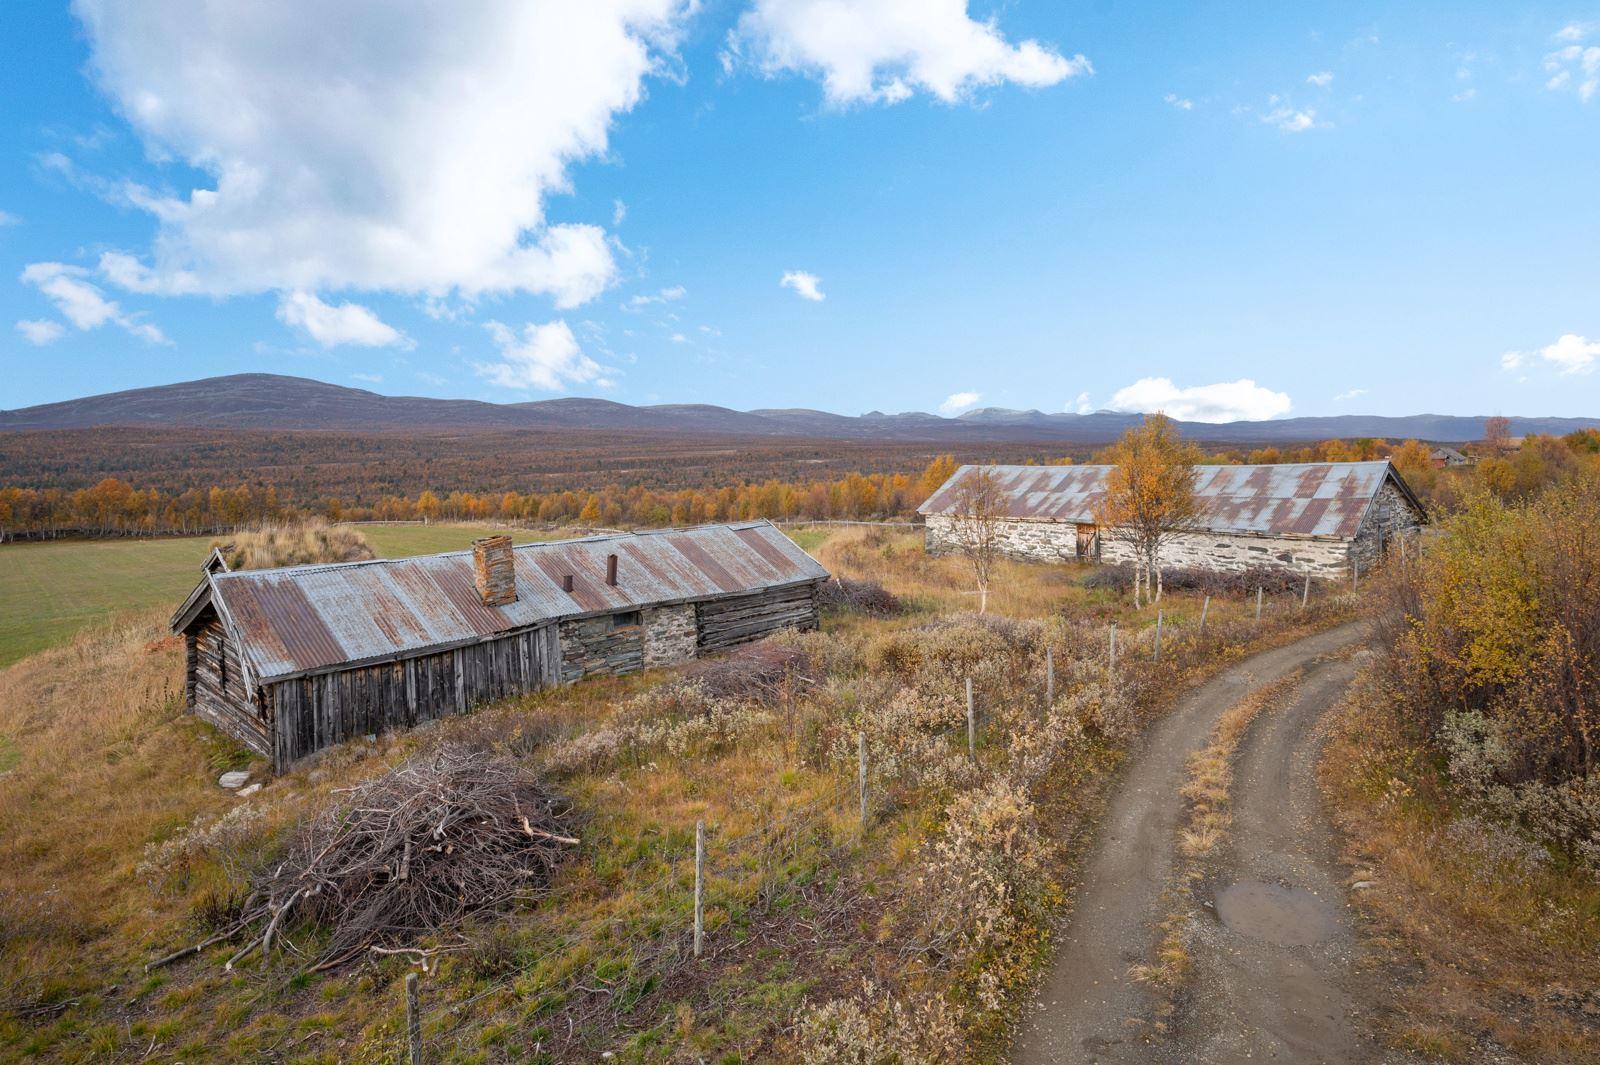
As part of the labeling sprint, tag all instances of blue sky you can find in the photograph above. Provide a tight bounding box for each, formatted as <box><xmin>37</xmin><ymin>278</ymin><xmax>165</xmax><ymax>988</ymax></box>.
<box><xmin>1</xmin><ymin>1</ymin><xmax>1597</xmax><ymax>420</ymax></box>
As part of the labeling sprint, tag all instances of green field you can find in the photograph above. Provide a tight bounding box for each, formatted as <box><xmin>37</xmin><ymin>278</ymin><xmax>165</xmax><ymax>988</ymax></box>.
<box><xmin>0</xmin><ymin>524</ymin><xmax>551</xmax><ymax>669</ymax></box>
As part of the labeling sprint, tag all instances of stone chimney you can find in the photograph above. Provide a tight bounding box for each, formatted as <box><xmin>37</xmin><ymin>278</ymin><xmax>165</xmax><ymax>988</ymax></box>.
<box><xmin>471</xmin><ymin>535</ymin><xmax>516</xmax><ymax>608</ymax></box>
<box><xmin>606</xmin><ymin>553</ymin><xmax>618</xmax><ymax>587</ymax></box>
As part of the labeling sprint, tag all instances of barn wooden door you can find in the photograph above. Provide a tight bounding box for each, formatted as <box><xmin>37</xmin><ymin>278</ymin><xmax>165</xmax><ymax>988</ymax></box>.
<box><xmin>1076</xmin><ymin>523</ymin><xmax>1099</xmax><ymax>560</ymax></box>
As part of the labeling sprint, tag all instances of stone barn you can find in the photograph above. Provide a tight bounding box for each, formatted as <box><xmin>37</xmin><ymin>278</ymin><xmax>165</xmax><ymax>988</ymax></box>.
<box><xmin>920</xmin><ymin>460</ymin><xmax>1424</xmax><ymax>577</ymax></box>
<box><xmin>170</xmin><ymin>521</ymin><xmax>829</xmax><ymax>770</ymax></box>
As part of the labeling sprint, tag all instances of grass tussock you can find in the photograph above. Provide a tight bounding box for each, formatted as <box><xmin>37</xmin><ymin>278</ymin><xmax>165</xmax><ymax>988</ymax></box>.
<box><xmin>211</xmin><ymin>518</ymin><xmax>374</xmax><ymax>570</ymax></box>
<box><xmin>0</xmin><ymin>524</ymin><xmax>1358</xmax><ymax>1064</ymax></box>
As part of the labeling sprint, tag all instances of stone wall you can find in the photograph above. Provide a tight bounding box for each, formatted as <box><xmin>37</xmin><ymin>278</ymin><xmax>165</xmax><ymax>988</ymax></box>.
<box><xmin>642</xmin><ymin>603</ymin><xmax>697</xmax><ymax>668</ymax></box>
<box><xmin>1349</xmin><ymin>479</ymin><xmax>1425</xmax><ymax>570</ymax></box>
<box><xmin>925</xmin><ymin>513</ymin><xmax>1353</xmax><ymax>576</ymax></box>
<box><xmin>558</xmin><ymin>614</ymin><xmax>644</xmax><ymax>682</ymax></box>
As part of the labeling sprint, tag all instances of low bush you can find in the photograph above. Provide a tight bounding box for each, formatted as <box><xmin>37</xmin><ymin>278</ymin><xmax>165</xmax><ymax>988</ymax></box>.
<box><xmin>818</xmin><ymin>576</ymin><xmax>904</xmax><ymax>616</ymax></box>
<box><xmin>1083</xmin><ymin>562</ymin><xmax>1310</xmax><ymax>597</ymax></box>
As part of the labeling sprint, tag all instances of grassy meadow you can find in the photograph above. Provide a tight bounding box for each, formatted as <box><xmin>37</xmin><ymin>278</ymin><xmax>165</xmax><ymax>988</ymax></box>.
<box><xmin>0</xmin><ymin>524</ymin><xmax>551</xmax><ymax>668</ymax></box>
<box><xmin>0</xmin><ymin>522</ymin><xmax>1358</xmax><ymax>1064</ymax></box>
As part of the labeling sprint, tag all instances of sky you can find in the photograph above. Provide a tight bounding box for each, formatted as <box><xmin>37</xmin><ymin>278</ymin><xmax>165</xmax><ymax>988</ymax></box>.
<box><xmin>1</xmin><ymin>1</ymin><xmax>1597</xmax><ymax>422</ymax></box>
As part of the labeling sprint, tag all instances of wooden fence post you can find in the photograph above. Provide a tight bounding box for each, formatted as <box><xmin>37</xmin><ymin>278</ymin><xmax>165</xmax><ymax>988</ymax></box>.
<box><xmin>693</xmin><ymin>820</ymin><xmax>705</xmax><ymax>959</ymax></box>
<box><xmin>1199</xmin><ymin>595</ymin><xmax>1210</xmax><ymax>634</ymax></box>
<box><xmin>1154</xmin><ymin>610</ymin><xmax>1164</xmax><ymax>664</ymax></box>
<box><xmin>1255</xmin><ymin>586</ymin><xmax>1263</xmax><ymax>624</ymax></box>
<box><xmin>1302</xmin><ymin>572</ymin><xmax>1310</xmax><ymax>609</ymax></box>
<box><xmin>966</xmin><ymin>676</ymin><xmax>976</xmax><ymax>763</ymax></box>
<box><xmin>405</xmin><ymin>971</ymin><xmax>422</xmax><ymax>1065</ymax></box>
<box><xmin>1353</xmin><ymin>559</ymin><xmax>1360</xmax><ymax>590</ymax></box>
<box><xmin>1045</xmin><ymin>646</ymin><xmax>1055</xmax><ymax>707</ymax></box>
<box><xmin>858</xmin><ymin>732</ymin><xmax>868</xmax><ymax>827</ymax></box>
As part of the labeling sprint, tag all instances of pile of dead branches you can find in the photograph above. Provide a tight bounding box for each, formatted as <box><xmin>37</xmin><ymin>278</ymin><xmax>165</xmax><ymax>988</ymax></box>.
<box><xmin>152</xmin><ymin>746</ymin><xmax>577</xmax><ymax>974</ymax></box>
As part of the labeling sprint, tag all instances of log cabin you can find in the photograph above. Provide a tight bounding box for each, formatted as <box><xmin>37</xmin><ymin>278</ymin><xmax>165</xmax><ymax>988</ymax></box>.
<box><xmin>170</xmin><ymin>521</ymin><xmax>828</xmax><ymax>770</ymax></box>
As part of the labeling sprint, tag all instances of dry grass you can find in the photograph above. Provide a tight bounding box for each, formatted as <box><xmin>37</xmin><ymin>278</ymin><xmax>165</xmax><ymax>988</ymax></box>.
<box><xmin>1323</xmin><ymin>667</ymin><xmax>1600</xmax><ymax>1064</ymax></box>
<box><xmin>212</xmin><ymin>518</ymin><xmax>374</xmax><ymax>570</ymax></box>
<box><xmin>0</xmin><ymin>524</ymin><xmax>1359</xmax><ymax>1063</ymax></box>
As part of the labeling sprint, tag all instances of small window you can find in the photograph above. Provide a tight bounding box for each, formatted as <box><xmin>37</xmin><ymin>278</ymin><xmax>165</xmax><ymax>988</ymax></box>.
<box><xmin>610</xmin><ymin>610</ymin><xmax>642</xmax><ymax>630</ymax></box>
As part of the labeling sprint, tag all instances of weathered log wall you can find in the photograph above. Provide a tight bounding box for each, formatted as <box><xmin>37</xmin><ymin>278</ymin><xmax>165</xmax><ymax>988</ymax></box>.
<box><xmin>696</xmin><ymin>583</ymin><xmax>821</xmax><ymax>653</ymax></box>
<box><xmin>190</xmin><ymin>614</ymin><xmax>271</xmax><ymax>760</ymax></box>
<box><xmin>259</xmin><ymin>624</ymin><xmax>559</xmax><ymax>770</ymax></box>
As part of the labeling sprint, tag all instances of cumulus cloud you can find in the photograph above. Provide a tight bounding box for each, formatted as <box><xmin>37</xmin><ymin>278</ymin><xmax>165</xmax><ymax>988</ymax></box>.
<box><xmin>780</xmin><ymin>270</ymin><xmax>825</xmax><ymax>301</ymax></box>
<box><xmin>1306</xmin><ymin>71</ymin><xmax>1334</xmax><ymax>87</ymax></box>
<box><xmin>938</xmin><ymin>390</ymin><xmax>981</xmax><ymax>414</ymax></box>
<box><xmin>1163</xmin><ymin>93</ymin><xmax>1193</xmax><ymax>110</ymax></box>
<box><xmin>19</xmin><ymin>261</ymin><xmax>168</xmax><ymax>343</ymax></box>
<box><xmin>1502</xmin><ymin>334</ymin><xmax>1599</xmax><ymax>376</ymax></box>
<box><xmin>1108</xmin><ymin>377</ymin><xmax>1292</xmax><ymax>423</ymax></box>
<box><xmin>1544</xmin><ymin>24</ymin><xmax>1600</xmax><ymax>101</ymax></box>
<box><xmin>276</xmin><ymin>291</ymin><xmax>411</xmax><ymax>349</ymax></box>
<box><xmin>69</xmin><ymin>1</ymin><xmax>692</xmax><ymax>303</ymax></box>
<box><xmin>728</xmin><ymin>0</ymin><xmax>1090</xmax><ymax>106</ymax></box>
<box><xmin>477</xmin><ymin>319</ymin><xmax>610</xmax><ymax>391</ymax></box>
<box><xmin>1069</xmin><ymin>391</ymin><xmax>1093</xmax><ymax>414</ymax></box>
<box><xmin>16</xmin><ymin>319</ymin><xmax>66</xmax><ymax>345</ymax></box>
<box><xmin>1333</xmin><ymin>387</ymin><xmax>1368</xmax><ymax>401</ymax></box>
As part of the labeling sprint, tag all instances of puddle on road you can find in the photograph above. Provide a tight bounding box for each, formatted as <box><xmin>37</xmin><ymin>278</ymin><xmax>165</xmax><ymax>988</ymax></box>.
<box><xmin>1215</xmin><ymin>881</ymin><xmax>1337</xmax><ymax>946</ymax></box>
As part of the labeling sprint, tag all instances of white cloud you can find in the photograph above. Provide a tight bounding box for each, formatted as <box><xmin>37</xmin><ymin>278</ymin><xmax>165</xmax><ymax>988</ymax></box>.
<box><xmin>1068</xmin><ymin>391</ymin><xmax>1092</xmax><ymax>414</ymax></box>
<box><xmin>728</xmin><ymin>0</ymin><xmax>1091</xmax><ymax>107</ymax></box>
<box><xmin>1501</xmin><ymin>333</ymin><xmax>1599</xmax><ymax>376</ymax></box>
<box><xmin>1262</xmin><ymin>105</ymin><xmax>1318</xmax><ymax>132</ymax></box>
<box><xmin>1108</xmin><ymin>377</ymin><xmax>1292</xmax><ymax>423</ymax></box>
<box><xmin>16</xmin><ymin>319</ymin><xmax>66</xmax><ymax>345</ymax></box>
<box><xmin>69</xmin><ymin>1</ymin><xmax>693</xmax><ymax>304</ymax></box>
<box><xmin>276</xmin><ymin>291</ymin><xmax>411</xmax><ymax>349</ymax></box>
<box><xmin>670</xmin><ymin>332</ymin><xmax>689</xmax><ymax>344</ymax></box>
<box><xmin>1544</xmin><ymin>26</ymin><xmax>1600</xmax><ymax>101</ymax></box>
<box><xmin>19</xmin><ymin>261</ymin><xmax>168</xmax><ymax>343</ymax></box>
<box><xmin>627</xmin><ymin>285</ymin><xmax>688</xmax><ymax>308</ymax></box>
<box><xmin>938</xmin><ymin>390</ymin><xmax>981</xmax><ymax>414</ymax></box>
<box><xmin>1163</xmin><ymin>93</ymin><xmax>1193</xmax><ymax>110</ymax></box>
<box><xmin>477</xmin><ymin>319</ymin><xmax>610</xmax><ymax>391</ymax></box>
<box><xmin>780</xmin><ymin>270</ymin><xmax>825</xmax><ymax>301</ymax></box>
<box><xmin>612</xmin><ymin>199</ymin><xmax>628</xmax><ymax>226</ymax></box>
<box><xmin>1306</xmin><ymin>71</ymin><xmax>1334</xmax><ymax>87</ymax></box>
<box><xmin>1333</xmin><ymin>387</ymin><xmax>1368</xmax><ymax>401</ymax></box>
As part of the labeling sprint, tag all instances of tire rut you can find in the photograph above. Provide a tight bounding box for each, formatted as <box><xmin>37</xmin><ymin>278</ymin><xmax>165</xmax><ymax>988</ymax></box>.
<box><xmin>1011</xmin><ymin>622</ymin><xmax>1367</xmax><ymax>1065</ymax></box>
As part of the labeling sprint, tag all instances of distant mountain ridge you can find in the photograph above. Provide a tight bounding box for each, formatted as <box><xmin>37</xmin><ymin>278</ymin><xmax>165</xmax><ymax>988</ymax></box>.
<box><xmin>4</xmin><ymin>373</ymin><xmax>1596</xmax><ymax>444</ymax></box>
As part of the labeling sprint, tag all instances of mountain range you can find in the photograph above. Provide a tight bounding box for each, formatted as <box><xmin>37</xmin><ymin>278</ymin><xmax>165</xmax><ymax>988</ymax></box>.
<box><xmin>4</xmin><ymin>373</ymin><xmax>1596</xmax><ymax>444</ymax></box>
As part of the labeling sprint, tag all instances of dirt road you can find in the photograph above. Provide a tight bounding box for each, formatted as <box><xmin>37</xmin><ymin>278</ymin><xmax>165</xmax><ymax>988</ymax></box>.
<box><xmin>1012</xmin><ymin>622</ymin><xmax>1385</xmax><ymax>1065</ymax></box>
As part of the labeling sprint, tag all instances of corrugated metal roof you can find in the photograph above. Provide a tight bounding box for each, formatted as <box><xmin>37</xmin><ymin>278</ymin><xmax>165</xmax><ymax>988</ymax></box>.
<box><xmin>918</xmin><ymin>461</ymin><xmax>1413</xmax><ymax>540</ymax></box>
<box><xmin>184</xmin><ymin>521</ymin><xmax>828</xmax><ymax>683</ymax></box>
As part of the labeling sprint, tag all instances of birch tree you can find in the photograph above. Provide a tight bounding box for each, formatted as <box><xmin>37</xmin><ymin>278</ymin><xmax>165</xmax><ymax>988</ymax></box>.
<box><xmin>946</xmin><ymin>466</ymin><xmax>1005</xmax><ymax>614</ymax></box>
<box><xmin>1094</xmin><ymin>414</ymin><xmax>1203</xmax><ymax>606</ymax></box>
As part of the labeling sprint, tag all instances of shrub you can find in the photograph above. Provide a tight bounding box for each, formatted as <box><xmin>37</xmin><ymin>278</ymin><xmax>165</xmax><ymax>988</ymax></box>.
<box><xmin>1083</xmin><ymin>562</ymin><xmax>1309</xmax><ymax>597</ymax></box>
<box><xmin>793</xmin><ymin>982</ymin><xmax>965</xmax><ymax>1064</ymax></box>
<box><xmin>818</xmin><ymin>577</ymin><xmax>903</xmax><ymax>616</ymax></box>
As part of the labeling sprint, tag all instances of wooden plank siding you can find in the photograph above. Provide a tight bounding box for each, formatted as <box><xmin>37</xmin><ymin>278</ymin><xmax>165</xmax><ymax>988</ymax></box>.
<box><xmin>259</xmin><ymin>624</ymin><xmax>559</xmax><ymax>770</ymax></box>
<box><xmin>190</xmin><ymin>615</ymin><xmax>272</xmax><ymax>761</ymax></box>
<box><xmin>695</xmin><ymin>582</ymin><xmax>821</xmax><ymax>653</ymax></box>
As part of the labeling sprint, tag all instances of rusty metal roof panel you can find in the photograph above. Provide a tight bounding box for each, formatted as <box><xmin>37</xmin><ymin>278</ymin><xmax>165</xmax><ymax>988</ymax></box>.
<box><xmin>207</xmin><ymin>520</ymin><xmax>828</xmax><ymax>682</ymax></box>
<box><xmin>919</xmin><ymin>461</ymin><xmax>1402</xmax><ymax>540</ymax></box>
